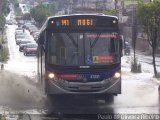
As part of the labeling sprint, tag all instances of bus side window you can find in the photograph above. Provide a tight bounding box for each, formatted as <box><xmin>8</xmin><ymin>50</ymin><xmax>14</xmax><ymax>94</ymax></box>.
<box><xmin>49</xmin><ymin>34</ymin><xmax>57</xmax><ymax>64</ymax></box>
<box><xmin>110</xmin><ymin>39</ymin><xmax>115</xmax><ymax>53</ymax></box>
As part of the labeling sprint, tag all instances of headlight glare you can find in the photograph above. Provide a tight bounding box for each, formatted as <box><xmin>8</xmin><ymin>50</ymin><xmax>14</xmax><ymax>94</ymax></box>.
<box><xmin>48</xmin><ymin>72</ymin><xmax>55</xmax><ymax>79</ymax></box>
<box><xmin>114</xmin><ymin>72</ymin><xmax>121</xmax><ymax>79</ymax></box>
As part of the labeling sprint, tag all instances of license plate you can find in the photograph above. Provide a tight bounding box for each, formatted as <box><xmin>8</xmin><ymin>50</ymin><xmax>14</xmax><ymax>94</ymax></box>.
<box><xmin>79</xmin><ymin>85</ymin><xmax>91</xmax><ymax>90</ymax></box>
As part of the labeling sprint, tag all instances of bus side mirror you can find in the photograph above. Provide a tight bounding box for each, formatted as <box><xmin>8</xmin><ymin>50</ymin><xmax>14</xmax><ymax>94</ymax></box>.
<box><xmin>37</xmin><ymin>32</ymin><xmax>45</xmax><ymax>45</ymax></box>
<box><xmin>37</xmin><ymin>38</ymin><xmax>44</xmax><ymax>45</ymax></box>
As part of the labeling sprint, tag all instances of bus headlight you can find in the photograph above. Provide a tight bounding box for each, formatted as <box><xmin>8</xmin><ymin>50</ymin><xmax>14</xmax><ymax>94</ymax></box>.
<box><xmin>48</xmin><ymin>72</ymin><xmax>55</xmax><ymax>80</ymax></box>
<box><xmin>114</xmin><ymin>72</ymin><xmax>121</xmax><ymax>79</ymax></box>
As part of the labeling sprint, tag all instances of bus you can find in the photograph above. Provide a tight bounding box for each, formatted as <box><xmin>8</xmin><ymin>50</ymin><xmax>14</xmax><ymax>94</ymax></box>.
<box><xmin>37</xmin><ymin>14</ymin><xmax>122</xmax><ymax>103</ymax></box>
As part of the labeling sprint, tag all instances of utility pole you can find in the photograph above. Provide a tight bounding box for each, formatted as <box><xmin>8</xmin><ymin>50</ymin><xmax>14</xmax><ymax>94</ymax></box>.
<box><xmin>131</xmin><ymin>2</ymin><xmax>141</xmax><ymax>73</ymax></box>
<box><xmin>0</xmin><ymin>0</ymin><xmax>2</xmax><ymax>61</ymax></box>
<box><xmin>0</xmin><ymin>0</ymin><xmax>3</xmax><ymax>35</ymax></box>
<box><xmin>114</xmin><ymin>0</ymin><xmax>118</xmax><ymax>11</ymax></box>
<box><xmin>132</xmin><ymin>7</ymin><xmax>137</xmax><ymax>65</ymax></box>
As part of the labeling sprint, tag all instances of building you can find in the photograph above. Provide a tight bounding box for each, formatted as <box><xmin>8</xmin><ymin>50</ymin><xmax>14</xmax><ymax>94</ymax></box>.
<box><xmin>72</xmin><ymin>0</ymin><xmax>115</xmax><ymax>14</ymax></box>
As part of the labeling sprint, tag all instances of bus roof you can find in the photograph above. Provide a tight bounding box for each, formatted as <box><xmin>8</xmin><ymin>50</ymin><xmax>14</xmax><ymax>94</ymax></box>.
<box><xmin>47</xmin><ymin>14</ymin><xmax>118</xmax><ymax>20</ymax></box>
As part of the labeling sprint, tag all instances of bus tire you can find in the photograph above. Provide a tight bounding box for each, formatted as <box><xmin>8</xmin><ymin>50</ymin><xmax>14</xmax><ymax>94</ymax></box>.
<box><xmin>47</xmin><ymin>95</ymin><xmax>65</xmax><ymax>109</ymax></box>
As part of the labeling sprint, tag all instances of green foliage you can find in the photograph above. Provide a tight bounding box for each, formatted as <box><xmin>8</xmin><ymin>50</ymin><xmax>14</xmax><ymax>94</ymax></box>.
<box><xmin>48</xmin><ymin>3</ymin><xmax>56</xmax><ymax>15</ymax></box>
<box><xmin>0</xmin><ymin>37</ymin><xmax>9</xmax><ymax>62</ymax></box>
<box><xmin>0</xmin><ymin>46</ymin><xmax>9</xmax><ymax>62</ymax></box>
<box><xmin>137</xmin><ymin>1</ymin><xmax>160</xmax><ymax>50</ymax></box>
<box><xmin>10</xmin><ymin>0</ymin><xmax>22</xmax><ymax>16</ymax></box>
<box><xmin>0</xmin><ymin>0</ymin><xmax>9</xmax><ymax>29</ymax></box>
<box><xmin>124</xmin><ymin>0</ymin><xmax>139</xmax><ymax>8</ymax></box>
<box><xmin>2</xmin><ymin>0</ymin><xmax>10</xmax><ymax>15</ymax></box>
<box><xmin>137</xmin><ymin>1</ymin><xmax>160</xmax><ymax>77</ymax></box>
<box><xmin>123</xmin><ymin>0</ymin><xmax>160</xmax><ymax>8</ymax></box>
<box><xmin>0</xmin><ymin>15</ymin><xmax>5</xmax><ymax>30</ymax></box>
<box><xmin>23</xmin><ymin>13</ymin><xmax>31</xmax><ymax>20</ymax></box>
<box><xmin>103</xmin><ymin>10</ymin><xmax>117</xmax><ymax>15</ymax></box>
<box><xmin>15</xmin><ymin>7</ymin><xmax>23</xmax><ymax>16</ymax></box>
<box><xmin>30</xmin><ymin>4</ymin><xmax>51</xmax><ymax>26</ymax></box>
<box><xmin>0</xmin><ymin>36</ymin><xmax>6</xmax><ymax>44</ymax></box>
<box><xmin>137</xmin><ymin>1</ymin><xmax>160</xmax><ymax>34</ymax></box>
<box><xmin>10</xmin><ymin>0</ymin><xmax>19</xmax><ymax>7</ymax></box>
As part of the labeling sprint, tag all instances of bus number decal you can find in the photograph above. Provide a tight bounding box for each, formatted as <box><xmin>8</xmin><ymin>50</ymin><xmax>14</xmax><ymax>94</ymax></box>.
<box><xmin>90</xmin><ymin>75</ymin><xmax>100</xmax><ymax>79</ymax></box>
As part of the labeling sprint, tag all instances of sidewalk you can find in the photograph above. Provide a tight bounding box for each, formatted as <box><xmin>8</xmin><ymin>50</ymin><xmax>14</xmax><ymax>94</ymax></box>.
<box><xmin>129</xmin><ymin>50</ymin><xmax>160</xmax><ymax>66</ymax></box>
<box><xmin>122</xmin><ymin>50</ymin><xmax>160</xmax><ymax>85</ymax></box>
<box><xmin>134</xmin><ymin>50</ymin><xmax>160</xmax><ymax>59</ymax></box>
<box><xmin>152</xmin><ymin>77</ymin><xmax>160</xmax><ymax>85</ymax></box>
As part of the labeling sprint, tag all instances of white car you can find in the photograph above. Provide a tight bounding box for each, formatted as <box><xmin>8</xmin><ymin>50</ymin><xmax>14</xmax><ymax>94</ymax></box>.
<box><xmin>15</xmin><ymin>35</ymin><xmax>26</xmax><ymax>45</ymax></box>
<box><xmin>15</xmin><ymin>27</ymin><xmax>23</xmax><ymax>33</ymax></box>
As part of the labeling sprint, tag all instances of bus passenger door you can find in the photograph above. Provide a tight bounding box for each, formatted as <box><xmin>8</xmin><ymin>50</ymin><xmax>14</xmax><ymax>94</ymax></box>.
<box><xmin>37</xmin><ymin>31</ymin><xmax>46</xmax><ymax>94</ymax></box>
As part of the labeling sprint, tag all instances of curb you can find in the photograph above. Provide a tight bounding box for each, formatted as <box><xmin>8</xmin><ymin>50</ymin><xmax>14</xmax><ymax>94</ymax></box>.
<box><xmin>151</xmin><ymin>77</ymin><xmax>160</xmax><ymax>85</ymax></box>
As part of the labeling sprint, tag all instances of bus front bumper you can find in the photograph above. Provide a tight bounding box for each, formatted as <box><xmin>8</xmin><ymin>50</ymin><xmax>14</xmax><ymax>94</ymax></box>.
<box><xmin>46</xmin><ymin>78</ymin><xmax>121</xmax><ymax>95</ymax></box>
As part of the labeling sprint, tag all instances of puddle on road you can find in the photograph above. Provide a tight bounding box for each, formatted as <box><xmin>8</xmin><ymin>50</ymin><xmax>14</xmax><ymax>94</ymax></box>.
<box><xmin>0</xmin><ymin>70</ymin><xmax>46</xmax><ymax>110</ymax></box>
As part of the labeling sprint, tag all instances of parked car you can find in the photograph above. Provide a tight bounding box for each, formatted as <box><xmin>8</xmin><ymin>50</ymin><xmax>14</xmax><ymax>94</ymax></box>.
<box><xmin>6</xmin><ymin>20</ymin><xmax>12</xmax><ymax>25</ymax></box>
<box><xmin>12</xmin><ymin>19</ymin><xmax>17</xmax><ymax>25</ymax></box>
<box><xmin>15</xmin><ymin>27</ymin><xmax>23</xmax><ymax>32</ymax></box>
<box><xmin>33</xmin><ymin>31</ymin><xmax>39</xmax><ymax>38</ymax></box>
<box><xmin>15</xmin><ymin>35</ymin><xmax>26</xmax><ymax>45</ymax></box>
<box><xmin>19</xmin><ymin>40</ymin><xmax>32</xmax><ymax>52</ymax></box>
<box><xmin>24</xmin><ymin>22</ymin><xmax>32</xmax><ymax>29</ymax></box>
<box><xmin>15</xmin><ymin>31</ymin><xmax>24</xmax><ymax>39</ymax></box>
<box><xmin>17</xmin><ymin>20</ymin><xmax>25</xmax><ymax>27</ymax></box>
<box><xmin>33</xmin><ymin>32</ymin><xmax>39</xmax><ymax>41</ymax></box>
<box><xmin>29</xmin><ymin>27</ymin><xmax>39</xmax><ymax>35</ymax></box>
<box><xmin>23</xmin><ymin>43</ymin><xmax>37</xmax><ymax>56</ymax></box>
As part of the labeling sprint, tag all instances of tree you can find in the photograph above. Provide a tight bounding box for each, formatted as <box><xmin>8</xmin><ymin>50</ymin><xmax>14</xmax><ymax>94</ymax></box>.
<box><xmin>114</xmin><ymin>0</ymin><xmax>118</xmax><ymax>11</ymax></box>
<box><xmin>30</xmin><ymin>5</ymin><xmax>51</xmax><ymax>27</ymax></box>
<box><xmin>23</xmin><ymin>13</ymin><xmax>31</xmax><ymax>20</ymax></box>
<box><xmin>48</xmin><ymin>3</ymin><xmax>56</xmax><ymax>15</ymax></box>
<box><xmin>131</xmin><ymin>6</ymin><xmax>141</xmax><ymax>73</ymax></box>
<box><xmin>0</xmin><ymin>15</ymin><xmax>5</xmax><ymax>30</ymax></box>
<box><xmin>103</xmin><ymin>10</ymin><xmax>117</xmax><ymax>15</ymax></box>
<box><xmin>0</xmin><ymin>0</ymin><xmax>8</xmax><ymax>32</ymax></box>
<box><xmin>137</xmin><ymin>1</ymin><xmax>160</xmax><ymax>77</ymax></box>
<box><xmin>10</xmin><ymin>0</ymin><xmax>20</xmax><ymax>14</ymax></box>
<box><xmin>2</xmin><ymin>0</ymin><xmax>10</xmax><ymax>15</ymax></box>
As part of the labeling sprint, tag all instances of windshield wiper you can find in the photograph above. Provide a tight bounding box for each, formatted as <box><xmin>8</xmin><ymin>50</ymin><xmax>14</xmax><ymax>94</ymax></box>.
<box><xmin>66</xmin><ymin>33</ymin><xmax>78</xmax><ymax>48</ymax></box>
<box><xmin>66</xmin><ymin>33</ymin><xmax>80</xmax><ymax>64</ymax></box>
<box><xmin>90</xmin><ymin>33</ymin><xmax>101</xmax><ymax>48</ymax></box>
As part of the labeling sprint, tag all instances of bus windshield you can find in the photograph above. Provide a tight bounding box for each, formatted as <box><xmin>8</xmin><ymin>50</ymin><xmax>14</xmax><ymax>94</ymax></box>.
<box><xmin>47</xmin><ymin>32</ymin><xmax>120</xmax><ymax>66</ymax></box>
